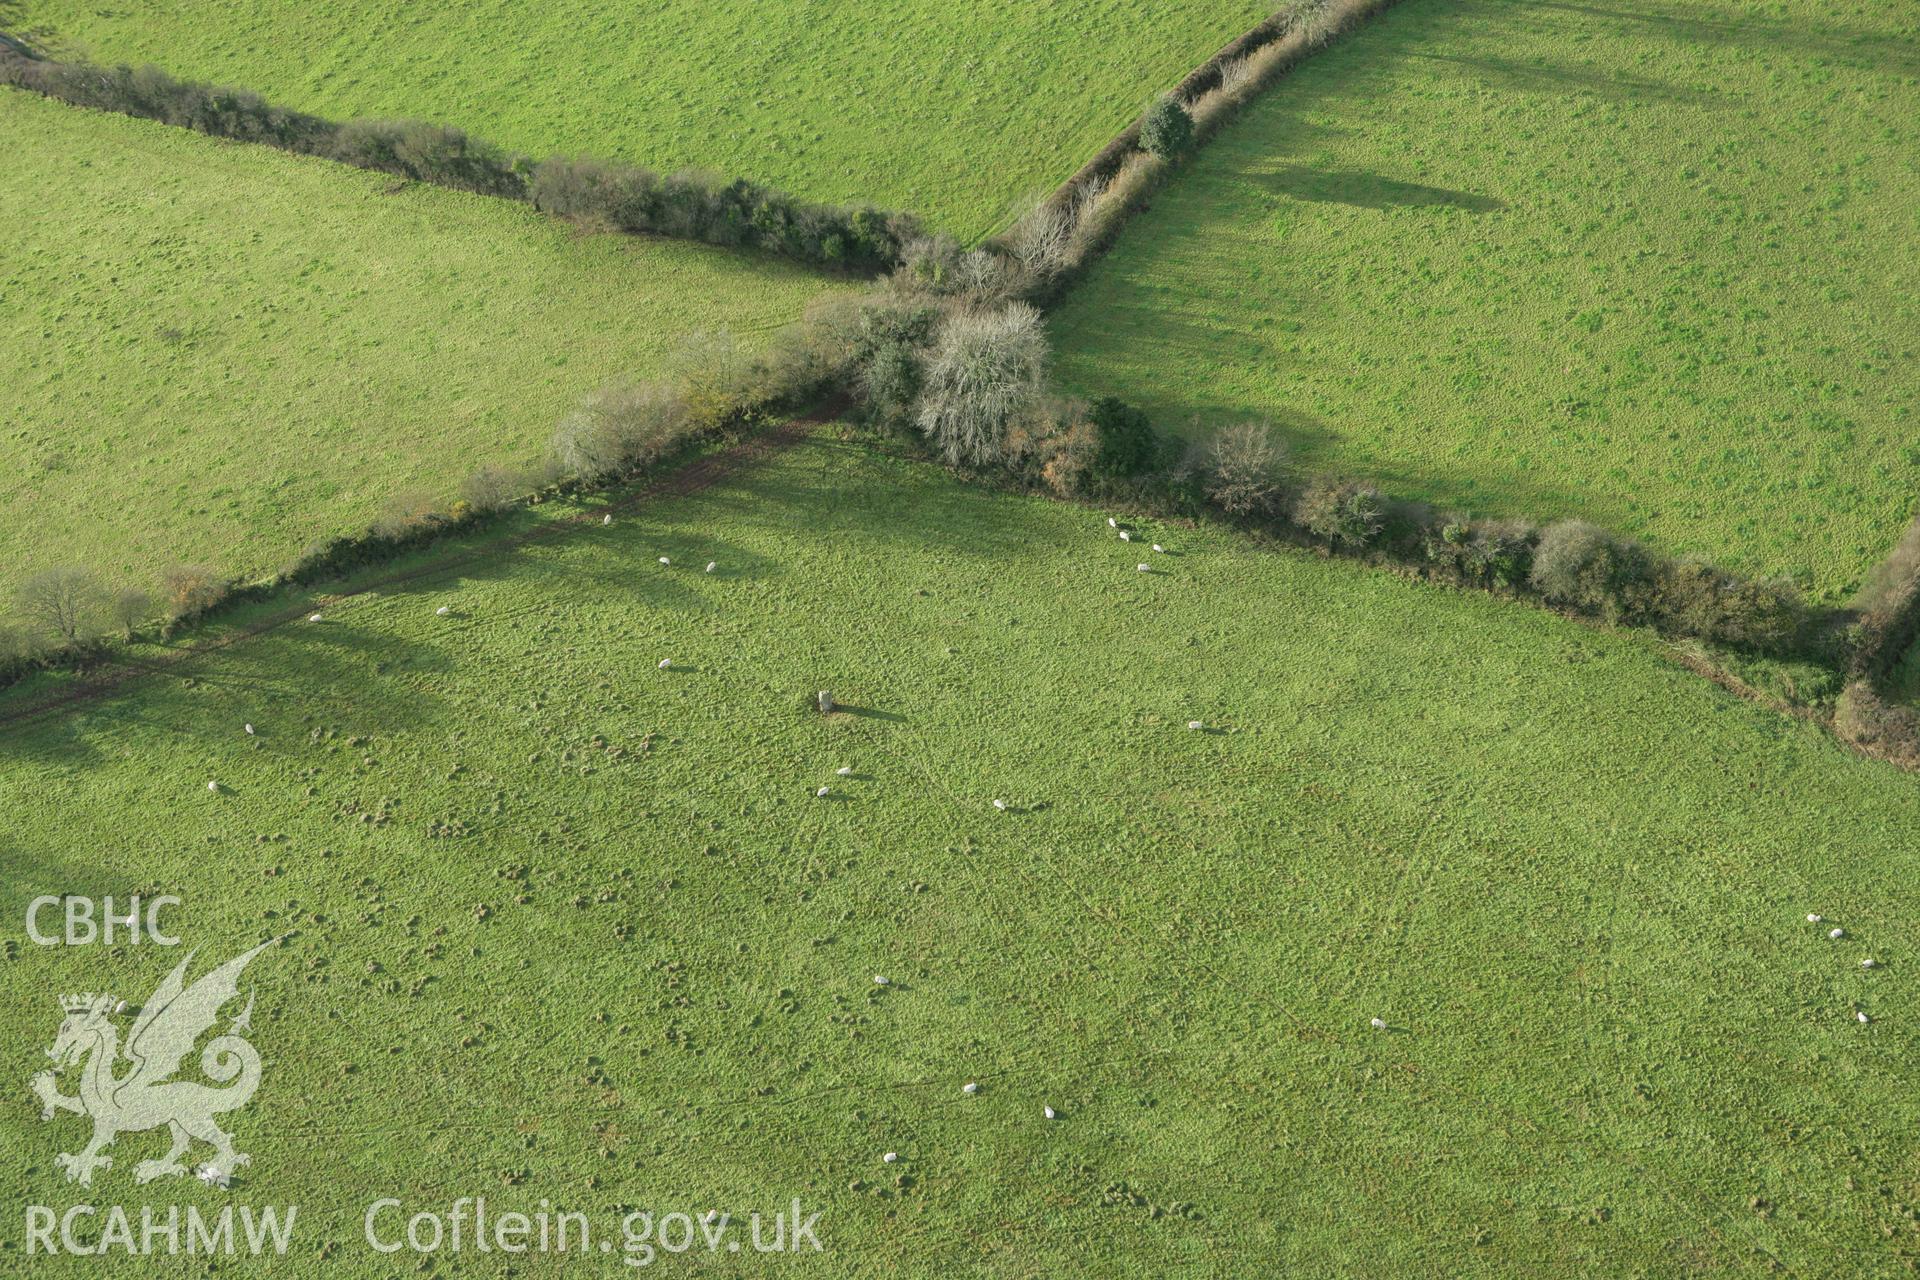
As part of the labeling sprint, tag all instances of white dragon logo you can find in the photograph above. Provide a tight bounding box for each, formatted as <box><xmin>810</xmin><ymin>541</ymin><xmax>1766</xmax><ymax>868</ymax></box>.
<box><xmin>30</xmin><ymin>941</ymin><xmax>273</xmax><ymax>1188</ymax></box>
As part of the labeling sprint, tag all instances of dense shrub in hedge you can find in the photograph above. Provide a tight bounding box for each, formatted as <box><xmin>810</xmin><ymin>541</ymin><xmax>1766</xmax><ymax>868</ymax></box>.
<box><xmin>330</xmin><ymin>120</ymin><xmax>530</xmax><ymax>197</ymax></box>
<box><xmin>1529</xmin><ymin>520</ymin><xmax>1655</xmax><ymax>623</ymax></box>
<box><xmin>1089</xmin><ymin>398</ymin><xmax>1157</xmax><ymax>479</ymax></box>
<box><xmin>1139</xmin><ymin>94</ymin><xmax>1195</xmax><ymax>160</ymax></box>
<box><xmin>531</xmin><ymin>158</ymin><xmax>915</xmax><ymax>273</ymax></box>
<box><xmin>1424</xmin><ymin>518</ymin><xmax>1538</xmax><ymax>590</ymax></box>
<box><xmin>1295</xmin><ymin>478</ymin><xmax>1384</xmax><ymax>546</ymax></box>
<box><xmin>1653</xmin><ymin>560</ymin><xmax>1803</xmax><ymax>651</ymax></box>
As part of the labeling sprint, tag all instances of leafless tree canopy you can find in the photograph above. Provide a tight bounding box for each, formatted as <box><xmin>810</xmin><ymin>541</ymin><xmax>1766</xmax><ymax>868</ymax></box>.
<box><xmin>915</xmin><ymin>304</ymin><xmax>1049</xmax><ymax>468</ymax></box>
<box><xmin>15</xmin><ymin>566</ymin><xmax>105</xmax><ymax>644</ymax></box>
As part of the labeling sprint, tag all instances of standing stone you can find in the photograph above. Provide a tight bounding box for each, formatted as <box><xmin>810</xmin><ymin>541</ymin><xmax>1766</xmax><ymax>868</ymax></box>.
<box><xmin>817</xmin><ymin>690</ymin><xmax>835</xmax><ymax>714</ymax></box>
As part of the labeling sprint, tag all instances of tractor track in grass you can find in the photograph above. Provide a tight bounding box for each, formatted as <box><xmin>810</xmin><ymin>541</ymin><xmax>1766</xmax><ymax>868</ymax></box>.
<box><xmin>0</xmin><ymin>408</ymin><xmax>832</xmax><ymax>732</ymax></box>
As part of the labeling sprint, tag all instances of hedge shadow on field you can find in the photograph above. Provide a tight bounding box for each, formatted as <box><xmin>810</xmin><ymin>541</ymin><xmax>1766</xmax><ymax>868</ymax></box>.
<box><xmin>1532</xmin><ymin>0</ymin><xmax>1920</xmax><ymax>78</ymax></box>
<box><xmin>1057</xmin><ymin>0</ymin><xmax>1874</xmax><ymax>572</ymax></box>
<box><xmin>1168</xmin><ymin>397</ymin><xmax>1645</xmax><ymax>535</ymax></box>
<box><xmin>444</xmin><ymin>526</ymin><xmax>792</xmax><ymax>615</ymax></box>
<box><xmin>0</xmin><ymin>614</ymin><xmax>453</xmax><ymax>773</ymax></box>
<box><xmin>0</xmin><ymin>837</ymin><xmax>120</xmax><ymax>933</ymax></box>
<box><xmin>1405</xmin><ymin>52</ymin><xmax>1725</xmax><ymax>108</ymax></box>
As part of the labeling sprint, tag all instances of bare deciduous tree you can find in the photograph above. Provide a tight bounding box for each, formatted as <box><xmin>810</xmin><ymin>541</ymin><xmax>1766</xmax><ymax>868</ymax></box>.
<box><xmin>1006</xmin><ymin>196</ymin><xmax>1074</xmax><ymax>279</ymax></box>
<box><xmin>15</xmin><ymin>566</ymin><xmax>105</xmax><ymax>645</ymax></box>
<box><xmin>915</xmin><ymin>304</ymin><xmax>1049</xmax><ymax>468</ymax></box>
<box><xmin>551</xmin><ymin>379</ymin><xmax>690</xmax><ymax>479</ymax></box>
<box><xmin>1197</xmin><ymin>421</ymin><xmax>1288</xmax><ymax>515</ymax></box>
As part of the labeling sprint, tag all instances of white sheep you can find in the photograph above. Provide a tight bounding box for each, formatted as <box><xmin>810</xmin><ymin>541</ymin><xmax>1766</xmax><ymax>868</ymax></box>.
<box><xmin>872</xmin><ymin>974</ymin><xmax>889</xmax><ymax>986</ymax></box>
<box><xmin>1369</xmin><ymin>1017</ymin><xmax>1387</xmax><ymax>1030</ymax></box>
<box><xmin>836</xmin><ymin>766</ymin><xmax>852</xmax><ymax>777</ymax></box>
<box><xmin>993</xmin><ymin>799</ymin><xmax>1007</xmax><ymax>811</ymax></box>
<box><xmin>307</xmin><ymin>613</ymin><xmax>322</xmax><ymax>623</ymax></box>
<box><xmin>1187</xmin><ymin>720</ymin><xmax>1203</xmax><ymax>730</ymax></box>
<box><xmin>658</xmin><ymin>556</ymin><xmax>671</xmax><ymax>566</ymax></box>
<box><xmin>436</xmin><ymin>606</ymin><xmax>450</xmax><ymax>616</ymax></box>
<box><xmin>1043</xmin><ymin>1105</ymin><xmax>1058</xmax><ymax>1120</ymax></box>
<box><xmin>706</xmin><ymin>562</ymin><xmax>717</xmax><ymax>574</ymax></box>
<box><xmin>1862</xmin><ymin>958</ymin><xmax>1877</xmax><ymax>969</ymax></box>
<box><xmin>1153</xmin><ymin>544</ymin><xmax>1165</xmax><ymax>553</ymax></box>
<box><xmin>1807</xmin><ymin>913</ymin><xmax>1823</xmax><ymax>923</ymax></box>
<box><xmin>816</xmin><ymin>786</ymin><xmax>830</xmax><ymax>798</ymax></box>
<box><xmin>1136</xmin><ymin>563</ymin><xmax>1149</xmax><ymax>572</ymax></box>
<box><xmin>1857</xmin><ymin>1011</ymin><xmax>1871</xmax><ymax>1024</ymax></box>
<box><xmin>1830</xmin><ymin>927</ymin><xmax>1845</xmax><ymax>939</ymax></box>
<box><xmin>207</xmin><ymin>781</ymin><xmax>219</xmax><ymax>793</ymax></box>
<box><xmin>882</xmin><ymin>1152</ymin><xmax>898</xmax><ymax>1164</ymax></box>
<box><xmin>1107</xmin><ymin>517</ymin><xmax>1117</xmax><ymax>529</ymax></box>
<box><xmin>658</xmin><ymin>658</ymin><xmax>672</xmax><ymax>670</ymax></box>
<box><xmin>602</xmin><ymin>514</ymin><xmax>613</xmax><ymax>526</ymax></box>
<box><xmin>244</xmin><ymin>723</ymin><xmax>254</xmax><ymax>735</ymax></box>
<box><xmin>1119</xmin><ymin>530</ymin><xmax>1131</xmax><ymax>542</ymax></box>
<box><xmin>963</xmin><ymin>1082</ymin><xmax>979</xmax><ymax>1095</ymax></box>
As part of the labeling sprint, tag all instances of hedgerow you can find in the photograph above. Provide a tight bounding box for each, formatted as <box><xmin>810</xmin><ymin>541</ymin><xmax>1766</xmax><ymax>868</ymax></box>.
<box><xmin>0</xmin><ymin>51</ymin><xmax>916</xmax><ymax>273</ymax></box>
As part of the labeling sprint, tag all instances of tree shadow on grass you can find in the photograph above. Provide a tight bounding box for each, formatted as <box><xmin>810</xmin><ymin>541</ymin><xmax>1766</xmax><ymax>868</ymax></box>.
<box><xmin>1250</xmin><ymin>164</ymin><xmax>1506</xmax><ymax>214</ymax></box>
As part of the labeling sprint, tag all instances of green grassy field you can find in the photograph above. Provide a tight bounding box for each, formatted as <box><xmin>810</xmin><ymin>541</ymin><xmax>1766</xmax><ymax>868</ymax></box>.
<box><xmin>4</xmin><ymin>436</ymin><xmax>1917</xmax><ymax>1275</ymax></box>
<box><xmin>0</xmin><ymin>90</ymin><xmax>839</xmax><ymax>602</ymax></box>
<box><xmin>10</xmin><ymin>0</ymin><xmax>1274</xmax><ymax>241</ymax></box>
<box><xmin>1051</xmin><ymin>0</ymin><xmax>1920</xmax><ymax>602</ymax></box>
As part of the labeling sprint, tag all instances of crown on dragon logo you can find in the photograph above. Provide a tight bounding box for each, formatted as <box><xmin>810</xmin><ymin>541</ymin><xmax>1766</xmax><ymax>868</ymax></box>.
<box><xmin>36</xmin><ymin>942</ymin><xmax>275</xmax><ymax>1190</ymax></box>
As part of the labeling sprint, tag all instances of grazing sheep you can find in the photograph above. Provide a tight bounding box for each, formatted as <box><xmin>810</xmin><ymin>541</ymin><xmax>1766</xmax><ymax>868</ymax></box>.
<box><xmin>872</xmin><ymin>975</ymin><xmax>889</xmax><ymax>986</ymax></box>
<box><xmin>308</xmin><ymin>613</ymin><xmax>322</xmax><ymax>623</ymax></box>
<box><xmin>1153</xmin><ymin>544</ymin><xmax>1165</xmax><ymax>553</ymax></box>
<box><xmin>816</xmin><ymin>786</ymin><xmax>830</xmax><ymax>798</ymax></box>
<box><xmin>244</xmin><ymin>723</ymin><xmax>254</xmax><ymax>735</ymax></box>
<box><xmin>1830</xmin><ymin>927</ymin><xmax>1845</xmax><ymax>939</ymax></box>
<box><xmin>1136</xmin><ymin>563</ymin><xmax>1149</xmax><ymax>572</ymax></box>
<box><xmin>963</xmin><ymin>1082</ymin><xmax>979</xmax><ymax>1095</ymax></box>
<box><xmin>836</xmin><ymin>766</ymin><xmax>852</xmax><ymax>777</ymax></box>
<box><xmin>602</xmin><ymin>514</ymin><xmax>613</xmax><ymax>525</ymax></box>
<box><xmin>658</xmin><ymin>556</ymin><xmax>671</xmax><ymax>566</ymax></box>
<box><xmin>882</xmin><ymin>1152</ymin><xmax>898</xmax><ymax>1164</ymax></box>
<box><xmin>207</xmin><ymin>781</ymin><xmax>219</xmax><ymax>793</ymax></box>
<box><xmin>1107</xmin><ymin>517</ymin><xmax>1117</xmax><ymax>528</ymax></box>
<box><xmin>1862</xmin><ymin>958</ymin><xmax>1877</xmax><ymax>969</ymax></box>
<box><xmin>706</xmin><ymin>562</ymin><xmax>717</xmax><ymax>573</ymax></box>
<box><xmin>1807</xmin><ymin>913</ymin><xmax>1823</xmax><ymax>923</ymax></box>
<box><xmin>1044</xmin><ymin>1105</ymin><xmax>1058</xmax><ymax>1120</ymax></box>
<box><xmin>658</xmin><ymin>658</ymin><xmax>672</xmax><ymax>670</ymax></box>
<box><xmin>1857</xmin><ymin>1011</ymin><xmax>1871</xmax><ymax>1024</ymax></box>
<box><xmin>1119</xmin><ymin>530</ymin><xmax>1131</xmax><ymax>542</ymax></box>
<box><xmin>1369</xmin><ymin>1018</ymin><xmax>1387</xmax><ymax>1031</ymax></box>
<box><xmin>436</xmin><ymin>606</ymin><xmax>450</xmax><ymax>616</ymax></box>
<box><xmin>1187</xmin><ymin>720</ymin><xmax>1203</xmax><ymax>730</ymax></box>
<box><xmin>993</xmin><ymin>799</ymin><xmax>1007</xmax><ymax>811</ymax></box>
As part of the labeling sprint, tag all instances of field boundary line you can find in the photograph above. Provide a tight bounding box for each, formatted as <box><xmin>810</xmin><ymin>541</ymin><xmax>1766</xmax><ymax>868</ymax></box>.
<box><xmin>0</xmin><ymin>411</ymin><xmax>829</xmax><ymax>732</ymax></box>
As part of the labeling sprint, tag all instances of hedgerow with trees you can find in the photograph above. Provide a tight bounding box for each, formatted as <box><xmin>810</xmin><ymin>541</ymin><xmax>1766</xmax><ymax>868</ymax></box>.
<box><xmin>4</xmin><ymin>0</ymin><xmax>1916</xmax><ymax>770</ymax></box>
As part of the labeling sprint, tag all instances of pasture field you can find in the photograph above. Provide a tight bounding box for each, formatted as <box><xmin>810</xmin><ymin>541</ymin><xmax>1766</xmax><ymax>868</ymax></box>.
<box><xmin>0</xmin><ymin>91</ymin><xmax>839</xmax><ymax>600</ymax></box>
<box><xmin>1050</xmin><ymin>0</ymin><xmax>1920</xmax><ymax>601</ymax></box>
<box><xmin>4</xmin><ymin>436</ymin><xmax>1918</xmax><ymax>1275</ymax></box>
<box><xmin>9</xmin><ymin>0</ymin><xmax>1276</xmax><ymax>240</ymax></box>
